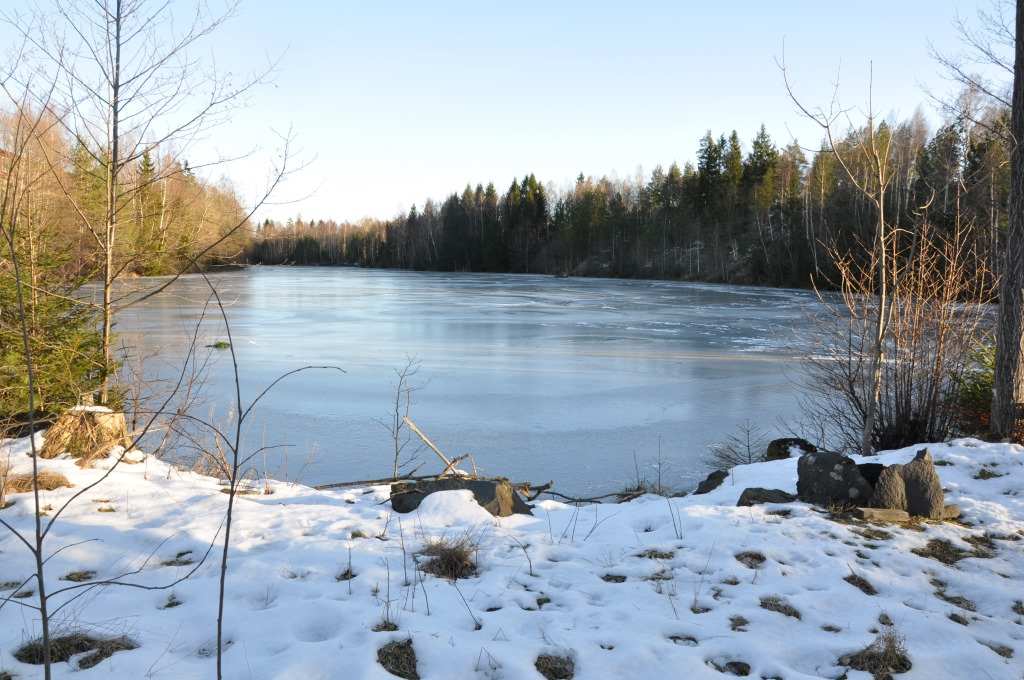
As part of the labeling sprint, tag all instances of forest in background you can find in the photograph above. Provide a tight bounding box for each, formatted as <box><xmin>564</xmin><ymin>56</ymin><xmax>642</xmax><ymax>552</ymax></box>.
<box><xmin>249</xmin><ymin>94</ymin><xmax>1010</xmax><ymax>289</ymax></box>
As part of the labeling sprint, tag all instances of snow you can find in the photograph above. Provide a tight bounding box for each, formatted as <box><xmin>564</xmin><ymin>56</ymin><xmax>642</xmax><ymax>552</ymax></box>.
<box><xmin>1</xmin><ymin>435</ymin><xmax>1023</xmax><ymax>679</ymax></box>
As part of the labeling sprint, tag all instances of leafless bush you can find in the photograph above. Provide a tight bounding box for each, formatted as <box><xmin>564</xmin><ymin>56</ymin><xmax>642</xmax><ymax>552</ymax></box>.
<box><xmin>375</xmin><ymin>357</ymin><xmax>424</xmax><ymax>479</ymax></box>
<box><xmin>705</xmin><ymin>420</ymin><xmax>767</xmax><ymax>470</ymax></box>
<box><xmin>802</xmin><ymin>222</ymin><xmax>994</xmax><ymax>453</ymax></box>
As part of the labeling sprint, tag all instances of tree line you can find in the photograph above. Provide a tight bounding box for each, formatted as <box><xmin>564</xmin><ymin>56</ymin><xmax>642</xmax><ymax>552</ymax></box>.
<box><xmin>250</xmin><ymin>100</ymin><xmax>1009</xmax><ymax>289</ymax></box>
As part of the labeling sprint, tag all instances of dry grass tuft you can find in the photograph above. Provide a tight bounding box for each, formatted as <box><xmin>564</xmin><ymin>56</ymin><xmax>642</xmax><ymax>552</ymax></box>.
<box><xmin>636</xmin><ymin>548</ymin><xmax>674</xmax><ymax>560</ymax></box>
<box><xmin>535</xmin><ymin>653</ymin><xmax>575</xmax><ymax>679</ymax></box>
<box><xmin>911</xmin><ymin>538</ymin><xmax>970</xmax><ymax>565</ymax></box>
<box><xmin>600</xmin><ymin>574</ymin><xmax>626</xmax><ymax>583</ymax></box>
<box><xmin>854</xmin><ymin>527</ymin><xmax>893</xmax><ymax>541</ymax></box>
<box><xmin>759</xmin><ymin>595</ymin><xmax>801</xmax><ymax>619</ymax></box>
<box><xmin>735</xmin><ymin>551</ymin><xmax>766</xmax><ymax>569</ymax></box>
<box><xmin>377</xmin><ymin>638</ymin><xmax>418</xmax><ymax>679</ymax></box>
<box><xmin>730</xmin><ymin>615</ymin><xmax>749</xmax><ymax>631</ymax></box>
<box><xmin>973</xmin><ymin>467</ymin><xmax>1004</xmax><ymax>480</ymax></box>
<box><xmin>372</xmin><ymin>621</ymin><xmax>399</xmax><ymax>632</ymax></box>
<box><xmin>978</xmin><ymin>640</ymin><xmax>1014</xmax><ymax>658</ymax></box>
<box><xmin>162</xmin><ymin>551</ymin><xmax>194</xmax><ymax>567</ymax></box>
<box><xmin>708</xmin><ymin>659</ymin><xmax>751</xmax><ymax>676</ymax></box>
<box><xmin>844</xmin><ymin>572</ymin><xmax>877</xmax><ymax>596</ymax></box>
<box><xmin>963</xmin><ymin>534</ymin><xmax>997</xmax><ymax>558</ymax></box>
<box><xmin>14</xmin><ymin>633</ymin><xmax>137</xmax><ymax>668</ymax></box>
<box><xmin>838</xmin><ymin>627</ymin><xmax>911</xmax><ymax>680</ymax></box>
<box><xmin>60</xmin><ymin>570</ymin><xmax>95</xmax><ymax>583</ymax></box>
<box><xmin>4</xmin><ymin>470</ymin><xmax>71</xmax><ymax>494</ymax></box>
<box><xmin>419</xmin><ymin>534</ymin><xmax>477</xmax><ymax>580</ymax></box>
<box><xmin>40</xmin><ymin>409</ymin><xmax>129</xmax><ymax>463</ymax></box>
<box><xmin>948</xmin><ymin>612</ymin><xmax>969</xmax><ymax>626</ymax></box>
<box><xmin>934</xmin><ymin>588</ymin><xmax>976</xmax><ymax>612</ymax></box>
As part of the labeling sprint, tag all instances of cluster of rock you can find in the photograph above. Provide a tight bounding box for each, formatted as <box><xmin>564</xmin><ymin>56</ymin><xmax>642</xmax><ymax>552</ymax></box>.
<box><xmin>796</xmin><ymin>448</ymin><xmax>954</xmax><ymax>520</ymax></box>
<box><xmin>695</xmin><ymin>436</ymin><xmax>956</xmax><ymax>522</ymax></box>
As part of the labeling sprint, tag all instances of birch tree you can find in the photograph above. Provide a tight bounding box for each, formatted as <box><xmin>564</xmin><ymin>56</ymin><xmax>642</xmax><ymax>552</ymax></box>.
<box><xmin>780</xmin><ymin>58</ymin><xmax>896</xmax><ymax>454</ymax></box>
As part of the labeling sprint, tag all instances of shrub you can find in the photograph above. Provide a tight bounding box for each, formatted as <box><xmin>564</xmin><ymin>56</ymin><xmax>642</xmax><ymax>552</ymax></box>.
<box><xmin>955</xmin><ymin>343</ymin><xmax>994</xmax><ymax>436</ymax></box>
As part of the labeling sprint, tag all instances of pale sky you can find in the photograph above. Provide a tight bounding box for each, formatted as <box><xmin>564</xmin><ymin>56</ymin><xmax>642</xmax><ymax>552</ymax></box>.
<box><xmin>3</xmin><ymin>0</ymin><xmax>997</xmax><ymax>222</ymax></box>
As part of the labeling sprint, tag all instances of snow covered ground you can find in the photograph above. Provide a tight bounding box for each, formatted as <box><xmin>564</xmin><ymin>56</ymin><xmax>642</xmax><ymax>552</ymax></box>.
<box><xmin>1</xmin><ymin>436</ymin><xmax>1023</xmax><ymax>679</ymax></box>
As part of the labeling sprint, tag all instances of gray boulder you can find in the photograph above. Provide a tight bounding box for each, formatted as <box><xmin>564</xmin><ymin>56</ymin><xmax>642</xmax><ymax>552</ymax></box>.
<box><xmin>869</xmin><ymin>464</ymin><xmax>907</xmax><ymax>511</ymax></box>
<box><xmin>765</xmin><ymin>437</ymin><xmax>817</xmax><ymax>461</ymax></box>
<box><xmin>856</xmin><ymin>463</ymin><xmax>886</xmax><ymax>488</ymax></box>
<box><xmin>901</xmin><ymin>449</ymin><xmax>945</xmax><ymax>519</ymax></box>
<box><xmin>694</xmin><ymin>469</ymin><xmax>729</xmax><ymax>495</ymax></box>
<box><xmin>737</xmin><ymin>488</ymin><xmax>797</xmax><ymax>507</ymax></box>
<box><xmin>796</xmin><ymin>452</ymin><xmax>874</xmax><ymax>506</ymax></box>
<box><xmin>390</xmin><ymin>478</ymin><xmax>533</xmax><ymax>516</ymax></box>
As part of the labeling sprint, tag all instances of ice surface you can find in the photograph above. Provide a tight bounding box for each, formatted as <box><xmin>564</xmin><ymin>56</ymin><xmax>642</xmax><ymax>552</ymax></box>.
<box><xmin>110</xmin><ymin>267</ymin><xmax>819</xmax><ymax>494</ymax></box>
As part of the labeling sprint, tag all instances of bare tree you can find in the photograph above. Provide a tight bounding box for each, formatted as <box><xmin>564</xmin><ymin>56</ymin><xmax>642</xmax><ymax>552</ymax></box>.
<box><xmin>930</xmin><ymin>0</ymin><xmax>1014</xmax><ymax>132</ymax></box>
<box><xmin>780</xmin><ymin>55</ymin><xmax>897</xmax><ymax>454</ymax></box>
<box><xmin>376</xmin><ymin>356</ymin><xmax>424</xmax><ymax>479</ymax></box>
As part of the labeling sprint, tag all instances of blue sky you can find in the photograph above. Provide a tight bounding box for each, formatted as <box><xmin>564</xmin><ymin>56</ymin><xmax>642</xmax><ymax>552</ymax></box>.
<box><xmin>8</xmin><ymin>0</ymin><xmax>995</xmax><ymax>220</ymax></box>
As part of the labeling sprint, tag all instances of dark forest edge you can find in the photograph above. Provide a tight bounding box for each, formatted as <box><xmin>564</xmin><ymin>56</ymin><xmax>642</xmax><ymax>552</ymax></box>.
<box><xmin>248</xmin><ymin>103</ymin><xmax>1008</xmax><ymax>289</ymax></box>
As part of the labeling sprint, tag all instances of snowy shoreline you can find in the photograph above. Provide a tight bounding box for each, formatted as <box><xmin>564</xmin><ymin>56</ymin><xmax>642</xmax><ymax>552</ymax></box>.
<box><xmin>1</xmin><ymin>435</ymin><xmax>1023</xmax><ymax>679</ymax></box>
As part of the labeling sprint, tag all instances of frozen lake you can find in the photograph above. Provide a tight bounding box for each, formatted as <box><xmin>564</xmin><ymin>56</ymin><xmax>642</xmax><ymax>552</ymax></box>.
<box><xmin>114</xmin><ymin>267</ymin><xmax>818</xmax><ymax>495</ymax></box>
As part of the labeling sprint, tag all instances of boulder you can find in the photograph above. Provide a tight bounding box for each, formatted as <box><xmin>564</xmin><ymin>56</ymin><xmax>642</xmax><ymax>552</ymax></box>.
<box><xmin>694</xmin><ymin>469</ymin><xmax>729</xmax><ymax>495</ymax></box>
<box><xmin>901</xmin><ymin>449</ymin><xmax>944</xmax><ymax>519</ymax></box>
<box><xmin>856</xmin><ymin>463</ymin><xmax>886</xmax><ymax>488</ymax></box>
<box><xmin>869</xmin><ymin>464</ymin><xmax>907</xmax><ymax>511</ymax></box>
<box><xmin>390</xmin><ymin>478</ymin><xmax>532</xmax><ymax>517</ymax></box>
<box><xmin>765</xmin><ymin>437</ymin><xmax>817</xmax><ymax>461</ymax></box>
<box><xmin>40</xmin><ymin>407</ymin><xmax>130</xmax><ymax>462</ymax></box>
<box><xmin>796</xmin><ymin>452</ymin><xmax>874</xmax><ymax>507</ymax></box>
<box><xmin>736</xmin><ymin>488</ymin><xmax>796</xmax><ymax>507</ymax></box>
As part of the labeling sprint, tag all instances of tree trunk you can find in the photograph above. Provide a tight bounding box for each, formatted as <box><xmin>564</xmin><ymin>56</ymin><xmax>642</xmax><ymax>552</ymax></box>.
<box><xmin>992</xmin><ymin>0</ymin><xmax>1024</xmax><ymax>440</ymax></box>
<box><xmin>100</xmin><ymin>0</ymin><xmax>122</xmax><ymax>405</ymax></box>
<box><xmin>862</xmin><ymin>195</ymin><xmax>887</xmax><ymax>455</ymax></box>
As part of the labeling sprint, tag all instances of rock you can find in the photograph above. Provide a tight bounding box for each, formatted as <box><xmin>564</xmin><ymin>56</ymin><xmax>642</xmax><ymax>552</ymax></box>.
<box><xmin>856</xmin><ymin>463</ymin><xmax>886</xmax><ymax>488</ymax></box>
<box><xmin>942</xmin><ymin>504</ymin><xmax>961</xmax><ymax>520</ymax></box>
<box><xmin>694</xmin><ymin>469</ymin><xmax>729</xmax><ymax>495</ymax></box>
<box><xmin>902</xmin><ymin>449</ymin><xmax>944</xmax><ymax>519</ymax></box>
<box><xmin>390</xmin><ymin>478</ymin><xmax>532</xmax><ymax>517</ymax></box>
<box><xmin>736</xmin><ymin>488</ymin><xmax>796</xmax><ymax>506</ymax></box>
<box><xmin>765</xmin><ymin>438</ymin><xmax>817</xmax><ymax>461</ymax></box>
<box><xmin>853</xmin><ymin>507</ymin><xmax>911</xmax><ymax>523</ymax></box>
<box><xmin>40</xmin><ymin>407</ymin><xmax>130</xmax><ymax>462</ymax></box>
<box><xmin>869</xmin><ymin>464</ymin><xmax>907</xmax><ymax>511</ymax></box>
<box><xmin>796</xmin><ymin>452</ymin><xmax>874</xmax><ymax>506</ymax></box>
